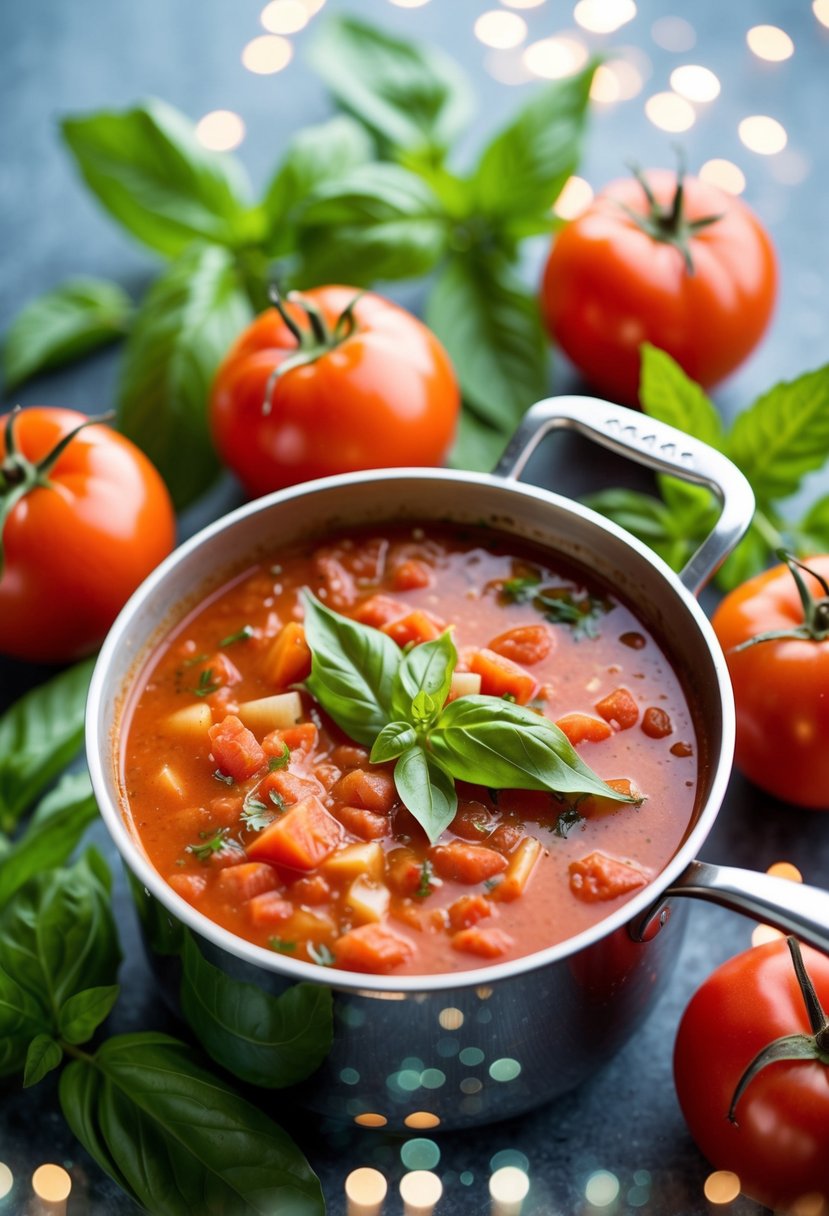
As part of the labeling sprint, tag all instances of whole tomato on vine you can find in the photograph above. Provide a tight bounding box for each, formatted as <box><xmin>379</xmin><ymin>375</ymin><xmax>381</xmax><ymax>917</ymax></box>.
<box><xmin>674</xmin><ymin>936</ymin><xmax>829</xmax><ymax>1212</ymax></box>
<box><xmin>541</xmin><ymin>162</ymin><xmax>777</xmax><ymax>405</ymax></box>
<box><xmin>712</xmin><ymin>552</ymin><xmax>829</xmax><ymax>808</ymax></box>
<box><xmin>0</xmin><ymin>407</ymin><xmax>175</xmax><ymax>663</ymax></box>
<box><xmin>210</xmin><ymin>286</ymin><xmax>460</xmax><ymax>498</ymax></box>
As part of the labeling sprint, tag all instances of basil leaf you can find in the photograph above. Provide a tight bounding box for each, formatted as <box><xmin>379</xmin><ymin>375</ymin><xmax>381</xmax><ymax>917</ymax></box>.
<box><xmin>0</xmin><ymin>970</ymin><xmax>51</xmax><ymax>1078</ymax></box>
<box><xmin>450</xmin><ymin>409</ymin><xmax>510</xmax><ymax>473</ymax></box>
<box><xmin>59</xmin><ymin>1032</ymin><xmax>324</xmax><ymax>1216</ymax></box>
<box><xmin>793</xmin><ymin>493</ymin><xmax>829</xmax><ymax>553</ymax></box>
<box><xmin>431</xmin><ymin>695</ymin><xmax>631</xmax><ymax>801</ymax></box>
<box><xmin>302</xmin><ymin>590</ymin><xmax>399</xmax><ymax>746</ymax></box>
<box><xmin>715</xmin><ymin>523</ymin><xmax>771</xmax><ymax>593</ymax></box>
<box><xmin>61</xmin><ymin>98</ymin><xmax>257</xmax><ymax>257</ymax></box>
<box><xmin>58</xmin><ymin>984</ymin><xmax>120</xmax><ymax>1046</ymax></box>
<box><xmin>0</xmin><ymin>852</ymin><xmax>120</xmax><ymax>1018</ymax></box>
<box><xmin>728</xmin><ymin>364</ymin><xmax>829</xmax><ymax>503</ymax></box>
<box><xmin>371</xmin><ymin>721</ymin><xmax>418</xmax><ymax>764</ymax></box>
<box><xmin>582</xmin><ymin>488</ymin><xmax>697</xmax><ymax>572</ymax></box>
<box><xmin>427</xmin><ymin>252</ymin><xmax>548</xmax><ymax>433</ymax></box>
<box><xmin>394</xmin><ymin>746</ymin><xmax>457</xmax><ymax>845</ymax></box>
<box><xmin>640</xmin><ymin>344</ymin><xmax>725</xmax><ymax>449</ymax></box>
<box><xmin>0</xmin><ymin>658</ymin><xmax>94</xmax><ymax>834</ymax></box>
<box><xmin>310</xmin><ymin>14</ymin><xmax>473</xmax><ymax>157</ymax></box>
<box><xmin>180</xmin><ymin>935</ymin><xmax>332</xmax><ymax>1089</ymax></box>
<box><xmin>392</xmin><ymin>631</ymin><xmax>456</xmax><ymax>722</ymax></box>
<box><xmin>23</xmin><ymin>1034</ymin><xmax>63</xmax><ymax>1088</ymax></box>
<box><xmin>0</xmin><ymin>770</ymin><xmax>98</xmax><ymax>906</ymax></box>
<box><xmin>117</xmin><ymin>242</ymin><xmax>252</xmax><ymax>508</ymax></box>
<box><xmin>472</xmin><ymin>64</ymin><xmax>597</xmax><ymax>237</ymax></box>
<box><xmin>262</xmin><ymin>115</ymin><xmax>373</xmax><ymax>257</ymax></box>
<box><xmin>3</xmin><ymin>278</ymin><xmax>132</xmax><ymax>390</ymax></box>
<box><xmin>296</xmin><ymin>163</ymin><xmax>448</xmax><ymax>287</ymax></box>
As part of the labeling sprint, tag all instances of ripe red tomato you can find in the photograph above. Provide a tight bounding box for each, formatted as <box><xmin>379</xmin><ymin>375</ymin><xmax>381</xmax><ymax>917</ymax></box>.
<box><xmin>0</xmin><ymin>407</ymin><xmax>175</xmax><ymax>663</ymax></box>
<box><xmin>541</xmin><ymin>169</ymin><xmax>777</xmax><ymax>405</ymax></box>
<box><xmin>210</xmin><ymin>286</ymin><xmax>460</xmax><ymax>498</ymax></box>
<box><xmin>712</xmin><ymin>555</ymin><xmax>829</xmax><ymax>808</ymax></box>
<box><xmin>674</xmin><ymin>938</ymin><xmax>829</xmax><ymax>1211</ymax></box>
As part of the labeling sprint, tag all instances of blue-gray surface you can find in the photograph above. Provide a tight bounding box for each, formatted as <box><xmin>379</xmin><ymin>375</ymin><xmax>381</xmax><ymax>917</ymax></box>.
<box><xmin>1</xmin><ymin>1</ymin><xmax>828</xmax><ymax>1213</ymax></box>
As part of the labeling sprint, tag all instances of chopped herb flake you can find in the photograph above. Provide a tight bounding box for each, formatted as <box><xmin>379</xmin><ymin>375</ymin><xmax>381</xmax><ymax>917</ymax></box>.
<box><xmin>483</xmin><ymin>877</ymin><xmax>501</xmax><ymax>892</ymax></box>
<box><xmin>269</xmin><ymin>938</ymin><xmax>297</xmax><ymax>953</ymax></box>
<box><xmin>308</xmin><ymin>942</ymin><xmax>335</xmax><ymax>967</ymax></box>
<box><xmin>268</xmin><ymin>744</ymin><xmax>291</xmax><ymax>771</ymax></box>
<box><xmin>415</xmin><ymin>860</ymin><xmax>434</xmax><ymax>899</ymax></box>
<box><xmin>219</xmin><ymin>625</ymin><xmax>254</xmax><ymax>647</ymax></box>
<box><xmin>182</xmin><ymin>651</ymin><xmax>210</xmax><ymax>668</ymax></box>
<box><xmin>501</xmin><ymin>692</ymin><xmax>517</xmax><ymax>703</ymax></box>
<box><xmin>213</xmin><ymin>769</ymin><xmax>234</xmax><ymax>786</ymax></box>
<box><xmin>193</xmin><ymin>668</ymin><xmax>220</xmax><ymax>697</ymax></box>
<box><xmin>186</xmin><ymin>827</ymin><xmax>230</xmax><ymax>862</ymax></box>
<box><xmin>501</xmin><ymin>575</ymin><xmax>608</xmax><ymax>640</ymax></box>
<box><xmin>268</xmin><ymin>790</ymin><xmax>286</xmax><ymax>810</ymax></box>
<box><xmin>241</xmin><ymin>795</ymin><xmax>274</xmax><ymax>833</ymax></box>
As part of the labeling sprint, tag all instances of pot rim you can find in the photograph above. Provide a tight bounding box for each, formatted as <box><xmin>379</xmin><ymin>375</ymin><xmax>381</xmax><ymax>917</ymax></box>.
<box><xmin>86</xmin><ymin>465</ymin><xmax>735</xmax><ymax>994</ymax></box>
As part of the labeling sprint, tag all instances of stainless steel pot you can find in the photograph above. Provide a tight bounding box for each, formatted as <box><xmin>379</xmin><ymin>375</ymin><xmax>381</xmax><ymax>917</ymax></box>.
<box><xmin>86</xmin><ymin>396</ymin><xmax>829</xmax><ymax>1131</ymax></box>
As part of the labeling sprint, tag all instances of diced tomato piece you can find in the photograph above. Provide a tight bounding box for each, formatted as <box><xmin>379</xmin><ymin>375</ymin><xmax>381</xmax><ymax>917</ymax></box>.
<box><xmin>209</xmin><ymin>714</ymin><xmax>266</xmax><ymax>782</ymax></box>
<box><xmin>331</xmin><ymin>768</ymin><xmax>396</xmax><ymax>813</ymax></box>
<box><xmin>450</xmin><ymin>802</ymin><xmax>496</xmax><ymax>841</ymax></box>
<box><xmin>336</xmin><ymin>804</ymin><xmax>389</xmax><ymax>841</ymax></box>
<box><xmin>288</xmin><ymin>874</ymin><xmax>331</xmax><ymax>905</ymax></box>
<box><xmin>312</xmin><ymin>763</ymin><xmax>342</xmax><ymax>791</ymax></box>
<box><xmin>353</xmin><ymin>595</ymin><xmax>407</xmax><ymax>628</ymax></box>
<box><xmin>451</xmin><ymin>927</ymin><xmax>514</xmax><ymax>959</ymax></box>
<box><xmin>195</xmin><ymin>651</ymin><xmax>242</xmax><ymax>689</ymax></box>
<box><xmin>168</xmin><ymin>873</ymin><xmax>206</xmax><ymax>903</ymax></box>
<box><xmin>247</xmin><ymin>891</ymin><xmax>293</xmax><ymax>927</ymax></box>
<box><xmin>208</xmin><ymin>842</ymin><xmax>247</xmax><ymax>869</ymax></box>
<box><xmin>487</xmin><ymin>624</ymin><xmax>553</xmax><ymax>666</ymax></box>
<box><xmin>642</xmin><ymin>707</ymin><xmax>673</xmax><ymax>738</ymax></box>
<box><xmin>216</xmin><ymin>861</ymin><xmax>280</xmax><ymax>902</ymax></box>
<box><xmin>265</xmin><ymin>621</ymin><xmax>312</xmax><ymax>688</ymax></box>
<box><xmin>331</xmin><ymin>744</ymin><xmax>371</xmax><ymax>770</ymax></box>
<box><xmin>595</xmin><ymin>687</ymin><xmax>639</xmax><ymax>731</ymax></box>
<box><xmin>263</xmin><ymin>722</ymin><xmax>318</xmax><ymax>757</ymax></box>
<box><xmin>569</xmin><ymin>852</ymin><xmax>649</xmax><ymax>902</ymax></box>
<box><xmin>333</xmin><ymin>923</ymin><xmax>414</xmax><ymax>974</ymax></box>
<box><xmin>448</xmin><ymin>894</ymin><xmax>493</xmax><ymax>932</ymax></box>
<box><xmin>391</xmin><ymin>558</ymin><xmax>434</xmax><ymax>591</ymax></box>
<box><xmin>387</xmin><ymin>848</ymin><xmax>423</xmax><ymax>897</ymax></box>
<box><xmin>468</xmin><ymin>648</ymin><xmax>537</xmax><ymax>705</ymax></box>
<box><xmin>488</xmin><ymin>822</ymin><xmax>523</xmax><ymax>854</ymax></box>
<box><xmin>429</xmin><ymin>841</ymin><xmax>508</xmax><ymax>885</ymax></box>
<box><xmin>265</xmin><ymin>769</ymin><xmax>322</xmax><ymax>806</ymax></box>
<box><xmin>313</xmin><ymin>552</ymin><xmax>358</xmax><ymax>609</ymax></box>
<box><xmin>382</xmin><ymin>610</ymin><xmax>445</xmax><ymax>648</ymax></box>
<box><xmin>247</xmin><ymin>795</ymin><xmax>343</xmax><ymax>871</ymax></box>
<box><xmin>555</xmin><ymin>712</ymin><xmax>613</xmax><ymax>745</ymax></box>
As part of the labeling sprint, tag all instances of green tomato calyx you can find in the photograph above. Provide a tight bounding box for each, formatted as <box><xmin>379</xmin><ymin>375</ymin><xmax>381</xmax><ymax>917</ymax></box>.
<box><xmin>261</xmin><ymin>286</ymin><xmax>364</xmax><ymax>415</ymax></box>
<box><xmin>734</xmin><ymin>551</ymin><xmax>829</xmax><ymax>652</ymax></box>
<box><xmin>620</xmin><ymin>147</ymin><xmax>722</xmax><ymax>276</ymax></box>
<box><xmin>728</xmin><ymin>936</ymin><xmax>829</xmax><ymax>1125</ymax></box>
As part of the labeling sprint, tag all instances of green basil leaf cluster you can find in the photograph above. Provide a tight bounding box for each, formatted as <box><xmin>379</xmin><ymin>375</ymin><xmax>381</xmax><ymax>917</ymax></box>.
<box><xmin>585</xmin><ymin>345</ymin><xmax>829</xmax><ymax>591</ymax></box>
<box><xmin>303</xmin><ymin>591</ymin><xmax>631</xmax><ymax>844</ymax></box>
<box><xmin>304</xmin><ymin>16</ymin><xmax>598</xmax><ymax>464</ymax></box>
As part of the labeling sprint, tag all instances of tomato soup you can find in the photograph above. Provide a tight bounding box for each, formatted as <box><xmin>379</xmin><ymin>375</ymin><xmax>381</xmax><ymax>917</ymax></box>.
<box><xmin>122</xmin><ymin>524</ymin><xmax>700</xmax><ymax>975</ymax></box>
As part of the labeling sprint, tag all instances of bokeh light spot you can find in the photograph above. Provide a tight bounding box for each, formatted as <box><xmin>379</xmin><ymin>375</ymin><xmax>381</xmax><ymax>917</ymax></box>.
<box><xmin>491</xmin><ymin>1149</ymin><xmax>530</xmax><ymax>1173</ymax></box>
<box><xmin>242</xmin><ymin>34</ymin><xmax>293</xmax><ymax>74</ymax></box>
<box><xmin>523</xmin><ymin>36</ymin><xmax>588</xmax><ymax>78</ymax></box>
<box><xmin>574</xmin><ymin>0</ymin><xmax>637</xmax><ymax>35</ymax></box>
<box><xmin>438</xmin><ymin>1007</ymin><xmax>464</xmax><ymax>1030</ymax></box>
<box><xmin>699</xmin><ymin>158</ymin><xmax>746</xmax><ymax>195</ymax></box>
<box><xmin>420</xmin><ymin>1068</ymin><xmax>446</xmax><ymax>1090</ymax></box>
<box><xmin>401</xmin><ymin>1138</ymin><xmax>441</xmax><ymax>1171</ymax></box>
<box><xmin>747</xmin><ymin>25</ymin><xmax>794</xmax><ymax>61</ymax></box>
<box><xmin>0</xmin><ymin>1164</ymin><xmax>12</xmax><ymax>1201</ymax></box>
<box><xmin>354</xmin><ymin>1112</ymin><xmax>388</xmax><ymax>1128</ymax></box>
<box><xmin>474</xmin><ymin>10</ymin><xmax>527</xmax><ymax>49</ymax></box>
<box><xmin>345</xmin><ymin>1167</ymin><xmax>388</xmax><ymax>1206</ymax></box>
<box><xmin>489</xmin><ymin>1057</ymin><xmax>521</xmax><ymax>1082</ymax></box>
<box><xmin>670</xmin><ymin>64</ymin><xmax>720</xmax><ymax>102</ymax></box>
<box><xmin>651</xmin><ymin>15</ymin><xmax>696</xmax><ymax>51</ymax></box>
<box><xmin>767</xmin><ymin>861</ymin><xmax>803</xmax><ymax>882</ymax></box>
<box><xmin>399</xmin><ymin>1170</ymin><xmax>443</xmax><ymax>1208</ymax></box>
<box><xmin>404</xmin><ymin>1111</ymin><xmax>441</xmax><ymax>1130</ymax></box>
<box><xmin>490</xmin><ymin>1165</ymin><xmax>531</xmax><ymax>1204</ymax></box>
<box><xmin>704</xmin><ymin>1170</ymin><xmax>741</xmax><ymax>1204</ymax></box>
<box><xmin>739</xmin><ymin>115</ymin><xmax>788</xmax><ymax>154</ymax></box>
<box><xmin>815</xmin><ymin>0</ymin><xmax>829</xmax><ymax>27</ymax></box>
<box><xmin>645</xmin><ymin>92</ymin><xmax>695</xmax><ymax>132</ymax></box>
<box><xmin>261</xmin><ymin>0</ymin><xmax>308</xmax><ymax>33</ymax></box>
<box><xmin>195</xmin><ymin>110</ymin><xmax>245</xmax><ymax>152</ymax></box>
<box><xmin>585</xmin><ymin>1170</ymin><xmax>620</xmax><ymax>1207</ymax></box>
<box><xmin>32</xmin><ymin>1165</ymin><xmax>72</xmax><ymax>1204</ymax></box>
<box><xmin>554</xmin><ymin>175</ymin><xmax>594</xmax><ymax>219</ymax></box>
<box><xmin>459</xmin><ymin>1047</ymin><xmax>485</xmax><ymax>1066</ymax></box>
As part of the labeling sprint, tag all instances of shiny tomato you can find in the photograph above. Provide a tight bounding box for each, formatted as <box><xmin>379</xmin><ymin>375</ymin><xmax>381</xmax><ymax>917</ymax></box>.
<box><xmin>0</xmin><ymin>407</ymin><xmax>175</xmax><ymax>663</ymax></box>
<box><xmin>210</xmin><ymin>286</ymin><xmax>460</xmax><ymax>498</ymax></box>
<box><xmin>674</xmin><ymin>938</ymin><xmax>829</xmax><ymax>1211</ymax></box>
<box><xmin>712</xmin><ymin>554</ymin><xmax>829</xmax><ymax>808</ymax></box>
<box><xmin>541</xmin><ymin>168</ymin><xmax>777</xmax><ymax>405</ymax></box>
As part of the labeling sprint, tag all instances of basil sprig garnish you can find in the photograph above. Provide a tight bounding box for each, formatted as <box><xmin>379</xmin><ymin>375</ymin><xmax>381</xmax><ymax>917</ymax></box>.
<box><xmin>302</xmin><ymin>591</ymin><xmax>634</xmax><ymax>844</ymax></box>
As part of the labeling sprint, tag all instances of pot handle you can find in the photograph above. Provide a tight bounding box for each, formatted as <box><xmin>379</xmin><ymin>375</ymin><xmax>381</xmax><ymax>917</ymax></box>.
<box><xmin>494</xmin><ymin>395</ymin><xmax>754</xmax><ymax>595</ymax></box>
<box><xmin>632</xmin><ymin>860</ymin><xmax>829</xmax><ymax>953</ymax></box>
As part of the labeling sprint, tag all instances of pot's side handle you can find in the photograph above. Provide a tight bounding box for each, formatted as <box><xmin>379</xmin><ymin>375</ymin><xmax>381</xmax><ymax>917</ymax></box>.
<box><xmin>495</xmin><ymin>395</ymin><xmax>754</xmax><ymax>595</ymax></box>
<box><xmin>633</xmin><ymin>860</ymin><xmax>829</xmax><ymax>952</ymax></box>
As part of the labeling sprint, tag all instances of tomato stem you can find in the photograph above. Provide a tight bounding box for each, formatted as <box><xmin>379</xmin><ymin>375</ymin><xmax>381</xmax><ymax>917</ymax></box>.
<box><xmin>622</xmin><ymin>148</ymin><xmax>723</xmax><ymax>276</ymax></box>
<box><xmin>733</xmin><ymin>550</ymin><xmax>829</xmax><ymax>650</ymax></box>
<box><xmin>261</xmin><ymin>287</ymin><xmax>364</xmax><ymax>416</ymax></box>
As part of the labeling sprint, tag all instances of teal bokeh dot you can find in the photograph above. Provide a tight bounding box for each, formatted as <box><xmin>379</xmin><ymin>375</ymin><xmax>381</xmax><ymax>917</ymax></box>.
<box><xmin>401</xmin><ymin>1138</ymin><xmax>441</xmax><ymax>1171</ymax></box>
<box><xmin>420</xmin><ymin>1068</ymin><xmax>447</xmax><ymax>1089</ymax></box>
<box><xmin>339</xmin><ymin>1068</ymin><xmax>360</xmax><ymax>1086</ymax></box>
<box><xmin>460</xmin><ymin>1171</ymin><xmax>475</xmax><ymax>1186</ymax></box>
<box><xmin>489</xmin><ymin>1057</ymin><xmax>521</xmax><ymax>1082</ymax></box>
<box><xmin>490</xmin><ymin>1149</ymin><xmax>530</xmax><ymax>1173</ymax></box>
<box><xmin>397</xmin><ymin>1069</ymin><xmax>422</xmax><ymax>1092</ymax></box>
<box><xmin>401</xmin><ymin>1057</ymin><xmax>424</xmax><ymax>1071</ymax></box>
<box><xmin>459</xmin><ymin>1047</ymin><xmax>484</xmax><ymax>1066</ymax></box>
<box><xmin>476</xmin><ymin>1008</ymin><xmax>493</xmax><ymax>1024</ymax></box>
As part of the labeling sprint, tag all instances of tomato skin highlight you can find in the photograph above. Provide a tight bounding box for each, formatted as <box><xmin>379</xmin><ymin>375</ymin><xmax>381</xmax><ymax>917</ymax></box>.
<box><xmin>541</xmin><ymin>171</ymin><xmax>777</xmax><ymax>405</ymax></box>
<box><xmin>0</xmin><ymin>407</ymin><xmax>175</xmax><ymax>663</ymax></box>
<box><xmin>712</xmin><ymin>556</ymin><xmax>829</xmax><ymax>808</ymax></box>
<box><xmin>210</xmin><ymin>286</ymin><xmax>460</xmax><ymax>498</ymax></box>
<box><xmin>674</xmin><ymin>939</ymin><xmax>829</xmax><ymax>1212</ymax></box>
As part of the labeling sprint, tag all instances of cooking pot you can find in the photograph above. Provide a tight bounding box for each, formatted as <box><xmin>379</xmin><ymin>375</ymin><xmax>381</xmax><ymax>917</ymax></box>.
<box><xmin>86</xmin><ymin>396</ymin><xmax>829</xmax><ymax>1131</ymax></box>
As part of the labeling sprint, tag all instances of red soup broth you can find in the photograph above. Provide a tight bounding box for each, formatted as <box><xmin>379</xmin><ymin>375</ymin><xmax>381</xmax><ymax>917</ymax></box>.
<box><xmin>121</xmin><ymin>523</ymin><xmax>700</xmax><ymax>976</ymax></box>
